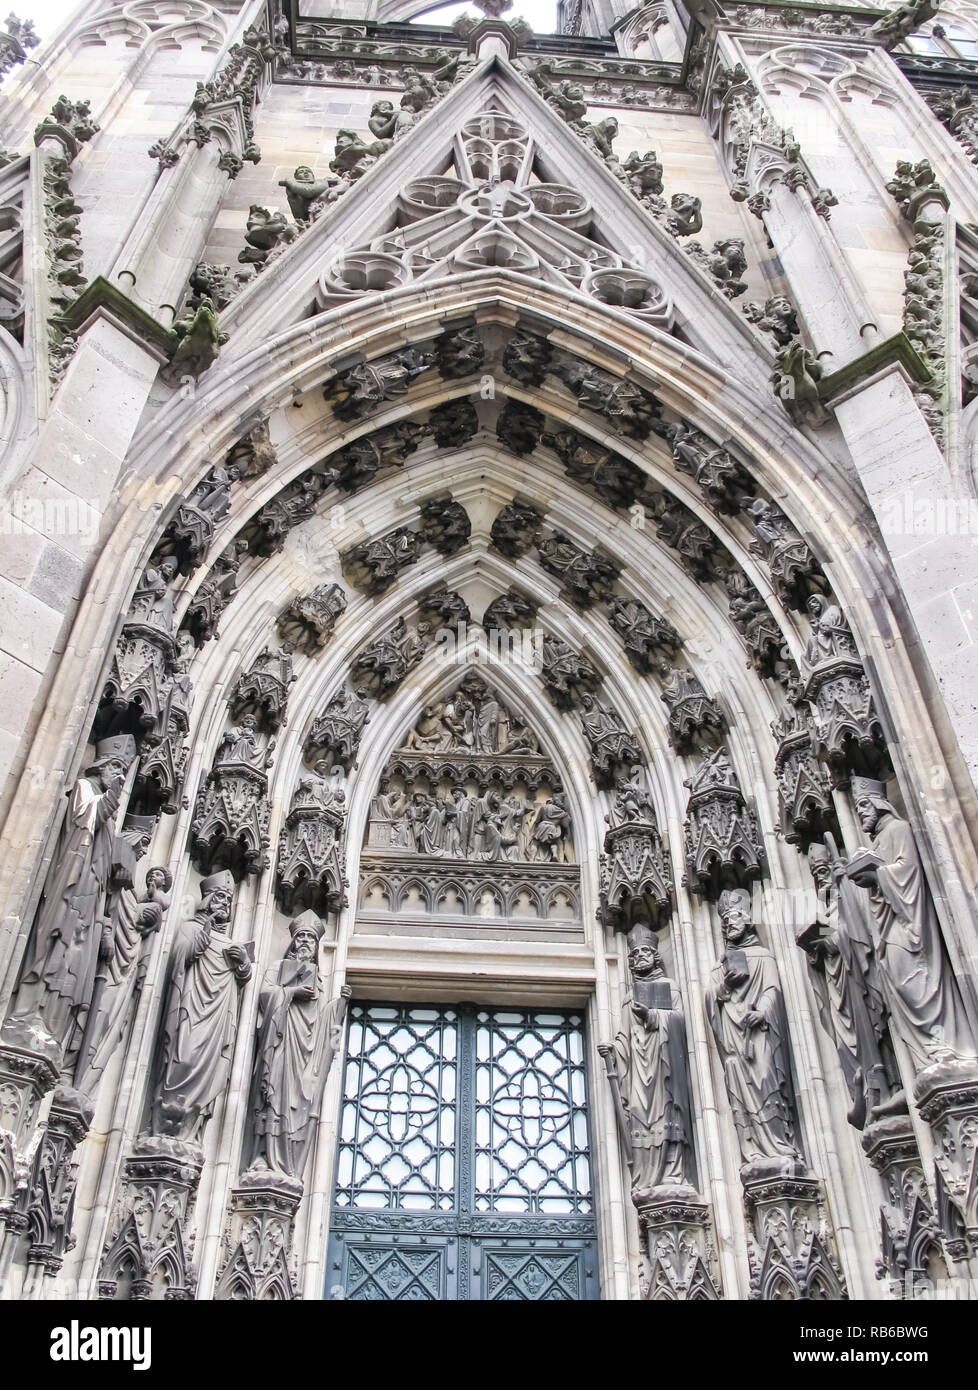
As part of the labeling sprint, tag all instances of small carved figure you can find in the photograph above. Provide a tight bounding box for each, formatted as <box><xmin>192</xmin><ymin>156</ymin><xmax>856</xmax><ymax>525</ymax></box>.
<box><xmin>529</xmin><ymin>794</ymin><xmax>571</xmax><ymax>863</ymax></box>
<box><xmin>278</xmin><ymin>165</ymin><xmax>336</xmax><ymax>222</ymax></box>
<box><xmin>166</xmin><ymin>297</ymin><xmax>228</xmax><ymax>383</ymax></box>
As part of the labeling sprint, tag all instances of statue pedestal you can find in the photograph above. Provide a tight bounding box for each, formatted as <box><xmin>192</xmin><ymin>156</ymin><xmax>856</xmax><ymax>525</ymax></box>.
<box><xmin>914</xmin><ymin>1058</ymin><xmax>978</xmax><ymax>1258</ymax></box>
<box><xmin>861</xmin><ymin>1113</ymin><xmax>939</xmax><ymax>1296</ymax></box>
<box><xmin>98</xmin><ymin>1135</ymin><xmax>204</xmax><ymax>1300</ymax></box>
<box><xmin>215</xmin><ymin>1168</ymin><xmax>303</xmax><ymax>1301</ymax></box>
<box><xmin>0</xmin><ymin>1022</ymin><xmax>62</xmax><ymax>1283</ymax></box>
<box><xmin>21</xmin><ymin>1086</ymin><xmax>94</xmax><ymax>1298</ymax></box>
<box><xmin>742</xmin><ymin>1169</ymin><xmax>847</xmax><ymax>1300</ymax></box>
<box><xmin>634</xmin><ymin>1184</ymin><xmax>721</xmax><ymax>1300</ymax></box>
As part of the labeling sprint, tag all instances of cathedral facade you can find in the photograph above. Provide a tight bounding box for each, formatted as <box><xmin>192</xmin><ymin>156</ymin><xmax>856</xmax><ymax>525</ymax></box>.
<box><xmin>1</xmin><ymin>0</ymin><xmax>978</xmax><ymax>1302</ymax></box>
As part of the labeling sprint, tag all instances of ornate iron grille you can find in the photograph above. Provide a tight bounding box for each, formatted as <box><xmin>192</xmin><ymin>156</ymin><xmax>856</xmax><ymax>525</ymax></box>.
<box><xmin>334</xmin><ymin>1005</ymin><xmax>457</xmax><ymax>1212</ymax></box>
<box><xmin>474</xmin><ymin>1009</ymin><xmax>591</xmax><ymax>1215</ymax></box>
<box><xmin>327</xmin><ymin>1003</ymin><xmax>599</xmax><ymax>1300</ymax></box>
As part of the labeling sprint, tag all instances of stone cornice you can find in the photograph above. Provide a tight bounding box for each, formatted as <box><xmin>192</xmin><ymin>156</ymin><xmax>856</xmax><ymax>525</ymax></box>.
<box><xmin>818</xmin><ymin>332</ymin><xmax>934</xmax><ymax>405</ymax></box>
<box><xmin>58</xmin><ymin>276</ymin><xmax>177</xmax><ymax>362</ymax></box>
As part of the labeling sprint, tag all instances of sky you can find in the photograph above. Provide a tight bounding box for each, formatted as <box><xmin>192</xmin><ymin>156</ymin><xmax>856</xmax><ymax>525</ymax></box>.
<box><xmin>18</xmin><ymin>0</ymin><xmax>83</xmax><ymax>37</ymax></box>
<box><xmin>410</xmin><ymin>1</ymin><xmax>558</xmax><ymax>29</ymax></box>
<box><xmin>15</xmin><ymin>0</ymin><xmax>561</xmax><ymax>46</ymax></box>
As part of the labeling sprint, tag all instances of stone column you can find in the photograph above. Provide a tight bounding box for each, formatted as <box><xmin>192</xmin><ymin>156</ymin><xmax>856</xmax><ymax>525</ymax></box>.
<box><xmin>748</xmin><ymin>174</ymin><xmax>879</xmax><ymax>365</ymax></box>
<box><xmin>21</xmin><ymin>1085</ymin><xmax>93</xmax><ymax>1298</ymax></box>
<box><xmin>0</xmin><ymin>1019</ymin><xmax>59</xmax><ymax>1287</ymax></box>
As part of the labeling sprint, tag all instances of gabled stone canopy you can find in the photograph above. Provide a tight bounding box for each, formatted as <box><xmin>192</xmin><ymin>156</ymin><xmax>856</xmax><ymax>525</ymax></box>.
<box><xmin>218</xmin><ymin>56</ymin><xmax>771</xmax><ymax>381</ymax></box>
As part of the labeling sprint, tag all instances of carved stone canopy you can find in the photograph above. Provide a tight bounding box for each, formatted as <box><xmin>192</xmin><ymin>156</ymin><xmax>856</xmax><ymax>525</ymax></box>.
<box><xmin>190</xmin><ymin>716</ymin><xmax>274</xmax><ymax>880</ymax></box>
<box><xmin>277</xmin><ymin>583</ymin><xmax>347</xmax><ymax>655</ymax></box>
<box><xmin>599</xmin><ymin>774</ymin><xmax>673</xmax><ymax>932</ymax></box>
<box><xmin>683</xmin><ymin>748</ymin><xmax>764</xmax><ymax>899</ymax></box>
<box><xmin>275</xmin><ymin>768</ymin><xmax>347</xmax><ymax>917</ymax></box>
<box><xmin>303</xmin><ymin>688</ymin><xmax>370</xmax><ymax>774</ymax></box>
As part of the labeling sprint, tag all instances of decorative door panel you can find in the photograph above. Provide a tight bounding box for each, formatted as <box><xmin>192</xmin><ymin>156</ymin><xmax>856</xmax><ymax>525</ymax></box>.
<box><xmin>477</xmin><ymin>1241</ymin><xmax>593</xmax><ymax>1301</ymax></box>
<box><xmin>327</xmin><ymin>1003</ymin><xmax>599</xmax><ymax>1300</ymax></box>
<box><xmin>330</xmin><ymin>1236</ymin><xmax>457</xmax><ymax>1301</ymax></box>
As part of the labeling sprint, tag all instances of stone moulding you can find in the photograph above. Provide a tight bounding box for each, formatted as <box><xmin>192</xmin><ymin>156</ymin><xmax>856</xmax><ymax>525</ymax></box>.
<box><xmin>384</xmin><ymin>749</ymin><xmax>561</xmax><ymax>791</ymax></box>
<box><xmin>357</xmin><ymin>852</ymin><xmax>581</xmax><ymax>925</ymax></box>
<box><xmin>58</xmin><ymin>276</ymin><xmax>178</xmax><ymax>361</ymax></box>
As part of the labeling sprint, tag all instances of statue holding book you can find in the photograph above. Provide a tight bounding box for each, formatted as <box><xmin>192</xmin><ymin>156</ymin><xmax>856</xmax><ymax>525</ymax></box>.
<box><xmin>150</xmin><ymin>871</ymin><xmax>253</xmax><ymax>1143</ymax></box>
<box><xmin>844</xmin><ymin>778</ymin><xmax>975</xmax><ymax>1076</ymax></box>
<box><xmin>599</xmin><ymin>930</ymin><xmax>694</xmax><ymax>1199</ymax></box>
<box><xmin>705</xmin><ymin>889</ymin><xmax>804</xmax><ymax>1172</ymax></box>
<box><xmin>246</xmin><ymin>911</ymin><xmax>351</xmax><ymax>1181</ymax></box>
<box><xmin>797</xmin><ymin>838</ymin><xmax>903</xmax><ymax>1129</ymax></box>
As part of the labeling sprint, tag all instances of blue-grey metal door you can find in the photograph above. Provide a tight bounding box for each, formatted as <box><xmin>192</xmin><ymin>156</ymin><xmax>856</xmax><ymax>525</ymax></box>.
<box><xmin>326</xmin><ymin>1002</ymin><xmax>599</xmax><ymax>1300</ymax></box>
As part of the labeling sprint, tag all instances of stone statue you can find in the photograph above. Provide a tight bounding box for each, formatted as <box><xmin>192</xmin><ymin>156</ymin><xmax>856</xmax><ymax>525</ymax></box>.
<box><xmin>599</xmin><ymin>934</ymin><xmax>693</xmax><ymax>1198</ymax></box>
<box><xmin>801</xmin><ymin>593</ymin><xmax>857</xmax><ymax>667</ymax></box>
<box><xmin>129</xmin><ymin>556</ymin><xmax>178</xmax><ymax>630</ymax></box>
<box><xmin>329</xmin><ymin>128</ymin><xmax>391</xmax><ymax>183</ymax></box>
<box><xmin>151</xmin><ymin>871</ymin><xmax>252</xmax><ymax>1142</ymax></box>
<box><xmin>526</xmin><ymin>61</ymin><xmax>588</xmax><ymax>124</ymax></box>
<box><xmin>369</xmin><ymin>780</ymin><xmax>411</xmax><ymax>849</ymax></box>
<box><xmin>797</xmin><ymin>842</ymin><xmax>899</xmax><ymax>1129</ymax></box>
<box><xmin>623</xmin><ymin>148</ymin><xmax>663</xmax><ymax>198</ymax></box>
<box><xmin>278</xmin><ymin>165</ymin><xmax>335</xmax><ymax>221</ymax></box>
<box><xmin>76</xmin><ymin>851</ymin><xmax>171</xmax><ymax>1094</ymax></box>
<box><xmin>529</xmin><ymin>794</ymin><xmax>571</xmax><ymax>863</ymax></box>
<box><xmin>845</xmin><ymin>779</ymin><xmax>975</xmax><ymax>1074</ymax></box>
<box><xmin>7</xmin><ymin>736</ymin><xmax>133</xmax><ymax>1063</ymax></box>
<box><xmin>868</xmin><ymin>0</ymin><xmax>938</xmax><ymax>49</ymax></box>
<box><xmin>404</xmin><ymin>703</ymin><xmax>453</xmax><ymax>752</ymax></box>
<box><xmin>246</xmin><ymin>911</ymin><xmax>351</xmax><ymax>1180</ymax></box>
<box><xmin>166</xmin><ymin>297</ymin><xmax>228</xmax><ymax>383</ymax></box>
<box><xmin>705</xmin><ymin>889</ymin><xmax>803</xmax><ymax>1172</ymax></box>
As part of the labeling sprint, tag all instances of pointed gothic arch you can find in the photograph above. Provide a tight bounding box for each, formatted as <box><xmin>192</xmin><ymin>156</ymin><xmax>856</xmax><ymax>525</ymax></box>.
<box><xmin>6</xmin><ymin>30</ymin><xmax>978</xmax><ymax>1308</ymax></box>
